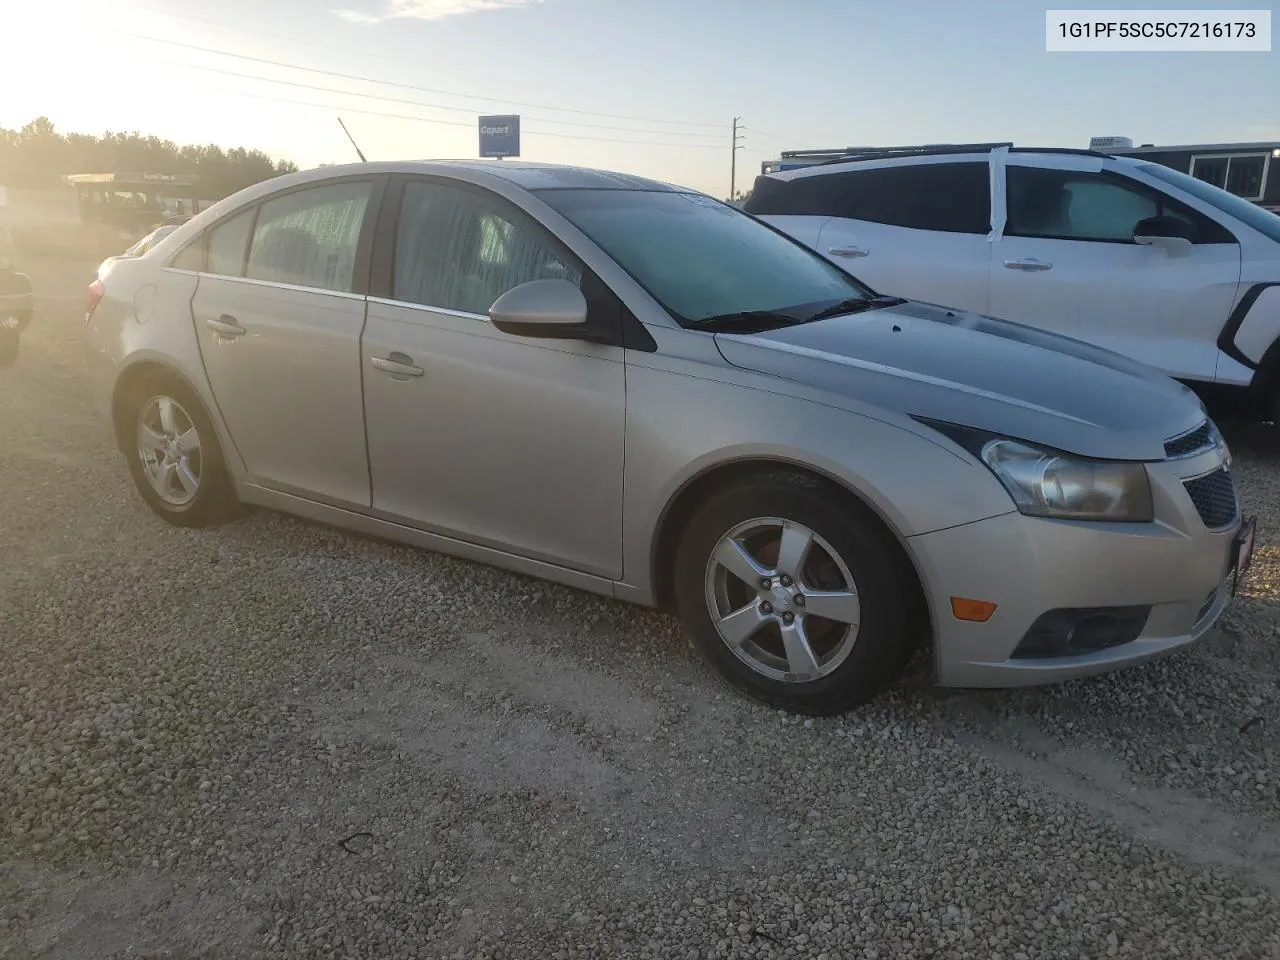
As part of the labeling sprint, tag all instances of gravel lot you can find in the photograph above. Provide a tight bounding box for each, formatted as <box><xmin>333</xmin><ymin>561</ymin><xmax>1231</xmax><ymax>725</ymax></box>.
<box><xmin>2</xmin><ymin>258</ymin><xmax>1279</xmax><ymax>959</ymax></box>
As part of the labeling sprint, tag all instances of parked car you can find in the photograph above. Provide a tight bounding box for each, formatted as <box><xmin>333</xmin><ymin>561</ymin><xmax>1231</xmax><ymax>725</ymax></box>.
<box><xmin>123</xmin><ymin>221</ymin><xmax>186</xmax><ymax>258</ymax></box>
<box><xmin>0</xmin><ymin>227</ymin><xmax>33</xmax><ymax>367</ymax></box>
<box><xmin>83</xmin><ymin>161</ymin><xmax>1254</xmax><ymax>714</ymax></box>
<box><xmin>744</xmin><ymin>144</ymin><xmax>1280</xmax><ymax>421</ymax></box>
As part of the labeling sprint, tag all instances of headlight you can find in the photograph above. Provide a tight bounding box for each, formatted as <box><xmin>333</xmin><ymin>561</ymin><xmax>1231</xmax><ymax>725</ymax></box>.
<box><xmin>980</xmin><ymin>439</ymin><xmax>1152</xmax><ymax>522</ymax></box>
<box><xmin>916</xmin><ymin>419</ymin><xmax>1154</xmax><ymax>522</ymax></box>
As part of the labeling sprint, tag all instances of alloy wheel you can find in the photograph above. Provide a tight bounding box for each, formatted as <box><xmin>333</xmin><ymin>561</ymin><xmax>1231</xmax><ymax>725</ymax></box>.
<box><xmin>136</xmin><ymin>395</ymin><xmax>203</xmax><ymax>507</ymax></box>
<box><xmin>704</xmin><ymin>517</ymin><xmax>862</xmax><ymax>683</ymax></box>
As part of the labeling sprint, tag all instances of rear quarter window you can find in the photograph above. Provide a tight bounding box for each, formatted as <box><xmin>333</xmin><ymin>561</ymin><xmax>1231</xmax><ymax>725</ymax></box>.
<box><xmin>743</xmin><ymin>175</ymin><xmax>839</xmax><ymax>217</ymax></box>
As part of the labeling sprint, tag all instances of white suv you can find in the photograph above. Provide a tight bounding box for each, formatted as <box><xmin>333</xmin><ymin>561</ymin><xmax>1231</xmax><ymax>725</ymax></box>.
<box><xmin>746</xmin><ymin>145</ymin><xmax>1280</xmax><ymax>420</ymax></box>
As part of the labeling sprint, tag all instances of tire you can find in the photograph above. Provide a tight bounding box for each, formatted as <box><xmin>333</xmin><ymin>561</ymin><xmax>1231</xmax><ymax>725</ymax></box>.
<box><xmin>119</xmin><ymin>371</ymin><xmax>240</xmax><ymax>528</ymax></box>
<box><xmin>673</xmin><ymin>470</ymin><xmax>921</xmax><ymax>715</ymax></box>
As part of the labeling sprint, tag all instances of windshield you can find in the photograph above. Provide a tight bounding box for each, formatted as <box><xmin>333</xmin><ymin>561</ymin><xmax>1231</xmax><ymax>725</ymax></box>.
<box><xmin>534</xmin><ymin>188</ymin><xmax>875</xmax><ymax>324</ymax></box>
<box><xmin>1137</xmin><ymin>162</ymin><xmax>1280</xmax><ymax>244</ymax></box>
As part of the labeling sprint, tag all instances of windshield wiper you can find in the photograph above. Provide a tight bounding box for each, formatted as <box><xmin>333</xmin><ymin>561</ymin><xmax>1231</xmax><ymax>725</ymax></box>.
<box><xmin>805</xmin><ymin>295</ymin><xmax>906</xmax><ymax>324</ymax></box>
<box><xmin>685</xmin><ymin>309</ymin><xmax>806</xmax><ymax>333</ymax></box>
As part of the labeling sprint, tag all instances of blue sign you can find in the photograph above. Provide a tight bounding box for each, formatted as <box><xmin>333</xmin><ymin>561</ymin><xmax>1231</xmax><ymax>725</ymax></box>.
<box><xmin>479</xmin><ymin>115</ymin><xmax>520</xmax><ymax>158</ymax></box>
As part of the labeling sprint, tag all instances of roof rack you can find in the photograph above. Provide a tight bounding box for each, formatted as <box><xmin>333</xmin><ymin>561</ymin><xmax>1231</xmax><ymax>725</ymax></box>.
<box><xmin>799</xmin><ymin>143</ymin><xmax>1015</xmax><ymax>166</ymax></box>
<box><xmin>1008</xmin><ymin>146</ymin><xmax>1113</xmax><ymax>159</ymax></box>
<box><xmin>781</xmin><ymin>142</ymin><xmax>1012</xmax><ymax>160</ymax></box>
<box><xmin>771</xmin><ymin>142</ymin><xmax>1115</xmax><ymax>170</ymax></box>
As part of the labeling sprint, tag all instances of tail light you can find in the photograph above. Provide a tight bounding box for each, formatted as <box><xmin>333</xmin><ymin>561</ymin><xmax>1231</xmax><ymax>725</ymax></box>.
<box><xmin>85</xmin><ymin>279</ymin><xmax>105</xmax><ymax>325</ymax></box>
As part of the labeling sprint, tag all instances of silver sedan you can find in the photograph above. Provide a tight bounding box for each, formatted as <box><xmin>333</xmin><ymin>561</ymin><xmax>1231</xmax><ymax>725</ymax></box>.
<box><xmin>84</xmin><ymin>160</ymin><xmax>1254</xmax><ymax>714</ymax></box>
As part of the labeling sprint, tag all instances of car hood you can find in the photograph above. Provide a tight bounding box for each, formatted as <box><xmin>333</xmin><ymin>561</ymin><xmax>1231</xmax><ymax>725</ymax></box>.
<box><xmin>714</xmin><ymin>300</ymin><xmax>1206</xmax><ymax>461</ymax></box>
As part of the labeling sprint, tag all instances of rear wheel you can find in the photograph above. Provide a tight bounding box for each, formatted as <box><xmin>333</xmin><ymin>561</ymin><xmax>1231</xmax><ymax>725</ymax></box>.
<box><xmin>673</xmin><ymin>471</ymin><xmax>920</xmax><ymax>715</ymax></box>
<box><xmin>120</xmin><ymin>372</ymin><xmax>239</xmax><ymax>527</ymax></box>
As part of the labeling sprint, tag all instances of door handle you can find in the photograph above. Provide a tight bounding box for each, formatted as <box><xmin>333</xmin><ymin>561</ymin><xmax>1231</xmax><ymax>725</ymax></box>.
<box><xmin>204</xmin><ymin>314</ymin><xmax>245</xmax><ymax>338</ymax></box>
<box><xmin>1003</xmin><ymin>258</ymin><xmax>1052</xmax><ymax>272</ymax></box>
<box><xmin>828</xmin><ymin>246</ymin><xmax>869</xmax><ymax>259</ymax></box>
<box><xmin>370</xmin><ymin>352</ymin><xmax>424</xmax><ymax>380</ymax></box>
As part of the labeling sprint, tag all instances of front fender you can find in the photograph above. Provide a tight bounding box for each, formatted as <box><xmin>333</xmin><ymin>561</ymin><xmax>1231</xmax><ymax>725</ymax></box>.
<box><xmin>618</xmin><ymin>361</ymin><xmax>1016</xmax><ymax>601</ymax></box>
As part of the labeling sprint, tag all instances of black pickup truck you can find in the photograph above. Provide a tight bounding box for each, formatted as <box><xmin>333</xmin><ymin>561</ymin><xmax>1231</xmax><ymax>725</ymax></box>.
<box><xmin>0</xmin><ymin>228</ymin><xmax>33</xmax><ymax>367</ymax></box>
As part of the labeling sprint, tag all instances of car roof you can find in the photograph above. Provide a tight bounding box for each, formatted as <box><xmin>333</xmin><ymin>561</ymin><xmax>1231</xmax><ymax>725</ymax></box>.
<box><xmin>417</xmin><ymin>160</ymin><xmax>687</xmax><ymax>192</ymax></box>
<box><xmin>147</xmin><ymin>159</ymin><xmax>703</xmax><ymax>257</ymax></box>
<box><xmin>255</xmin><ymin>159</ymin><xmax>688</xmax><ymax>194</ymax></box>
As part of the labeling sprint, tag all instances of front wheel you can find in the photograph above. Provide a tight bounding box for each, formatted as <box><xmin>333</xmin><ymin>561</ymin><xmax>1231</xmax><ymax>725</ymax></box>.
<box><xmin>673</xmin><ymin>472</ymin><xmax>921</xmax><ymax>715</ymax></box>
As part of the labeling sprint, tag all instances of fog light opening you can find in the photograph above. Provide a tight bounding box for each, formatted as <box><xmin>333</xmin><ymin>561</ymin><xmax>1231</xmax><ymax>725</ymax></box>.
<box><xmin>1012</xmin><ymin>605</ymin><xmax>1151</xmax><ymax>659</ymax></box>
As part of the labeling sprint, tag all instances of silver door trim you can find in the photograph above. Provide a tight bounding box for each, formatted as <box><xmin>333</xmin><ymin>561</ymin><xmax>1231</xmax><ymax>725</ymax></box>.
<box><xmin>192</xmin><ymin>273</ymin><xmax>367</xmax><ymax>301</ymax></box>
<box><xmin>368</xmin><ymin>296</ymin><xmax>487</xmax><ymax>322</ymax></box>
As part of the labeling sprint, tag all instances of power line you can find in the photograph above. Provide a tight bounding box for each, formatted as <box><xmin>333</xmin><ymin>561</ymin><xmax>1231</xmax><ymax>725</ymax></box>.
<box><xmin>123</xmin><ymin>31</ymin><xmax>731</xmax><ymax>131</ymax></box>
<box><xmin>150</xmin><ymin>57</ymin><xmax>724</xmax><ymax>140</ymax></box>
<box><xmin>193</xmin><ymin>86</ymin><xmax>725</xmax><ymax>149</ymax></box>
<box><xmin>741</xmin><ymin>126</ymin><xmax>799</xmax><ymax>145</ymax></box>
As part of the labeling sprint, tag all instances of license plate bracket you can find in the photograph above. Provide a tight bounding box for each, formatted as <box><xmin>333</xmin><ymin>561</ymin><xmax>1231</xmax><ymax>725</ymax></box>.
<box><xmin>1230</xmin><ymin>515</ymin><xmax>1257</xmax><ymax>598</ymax></box>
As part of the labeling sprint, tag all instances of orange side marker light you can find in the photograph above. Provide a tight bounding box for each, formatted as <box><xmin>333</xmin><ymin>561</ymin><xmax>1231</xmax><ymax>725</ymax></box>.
<box><xmin>951</xmin><ymin>597</ymin><xmax>998</xmax><ymax>623</ymax></box>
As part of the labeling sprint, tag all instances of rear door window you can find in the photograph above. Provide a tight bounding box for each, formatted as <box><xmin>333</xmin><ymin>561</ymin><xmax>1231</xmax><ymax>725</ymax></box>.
<box><xmin>749</xmin><ymin>163</ymin><xmax>991</xmax><ymax>234</ymax></box>
<box><xmin>833</xmin><ymin>163</ymin><xmax>991</xmax><ymax>233</ymax></box>
<box><xmin>245</xmin><ymin>181</ymin><xmax>373</xmax><ymax>292</ymax></box>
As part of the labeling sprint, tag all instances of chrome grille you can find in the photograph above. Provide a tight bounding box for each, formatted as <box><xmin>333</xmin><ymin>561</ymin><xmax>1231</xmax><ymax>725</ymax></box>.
<box><xmin>1182</xmin><ymin>468</ymin><xmax>1239</xmax><ymax>530</ymax></box>
<box><xmin>1164</xmin><ymin>421</ymin><xmax>1215</xmax><ymax>459</ymax></box>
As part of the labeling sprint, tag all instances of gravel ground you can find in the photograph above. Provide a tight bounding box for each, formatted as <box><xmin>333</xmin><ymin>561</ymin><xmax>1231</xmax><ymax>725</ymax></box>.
<box><xmin>2</xmin><ymin>257</ymin><xmax>1279</xmax><ymax>959</ymax></box>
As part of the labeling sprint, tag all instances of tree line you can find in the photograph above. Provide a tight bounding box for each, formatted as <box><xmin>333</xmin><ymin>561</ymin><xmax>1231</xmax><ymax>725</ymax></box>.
<box><xmin>0</xmin><ymin>117</ymin><xmax>299</xmax><ymax>200</ymax></box>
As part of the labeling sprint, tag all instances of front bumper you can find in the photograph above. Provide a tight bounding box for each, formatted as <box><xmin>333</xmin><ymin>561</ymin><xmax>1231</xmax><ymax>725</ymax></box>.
<box><xmin>910</xmin><ymin>446</ymin><xmax>1248</xmax><ymax>688</ymax></box>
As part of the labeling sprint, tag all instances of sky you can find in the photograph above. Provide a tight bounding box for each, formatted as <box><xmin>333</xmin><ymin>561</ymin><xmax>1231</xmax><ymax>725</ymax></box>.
<box><xmin>2</xmin><ymin>0</ymin><xmax>1278</xmax><ymax>197</ymax></box>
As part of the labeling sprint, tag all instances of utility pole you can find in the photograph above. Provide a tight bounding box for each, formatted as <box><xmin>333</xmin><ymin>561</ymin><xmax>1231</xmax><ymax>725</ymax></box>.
<box><xmin>731</xmin><ymin>117</ymin><xmax>744</xmax><ymax>201</ymax></box>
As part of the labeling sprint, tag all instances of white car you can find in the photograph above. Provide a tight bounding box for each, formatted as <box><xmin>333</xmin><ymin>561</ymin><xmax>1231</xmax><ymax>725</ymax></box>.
<box><xmin>746</xmin><ymin>145</ymin><xmax>1280</xmax><ymax>420</ymax></box>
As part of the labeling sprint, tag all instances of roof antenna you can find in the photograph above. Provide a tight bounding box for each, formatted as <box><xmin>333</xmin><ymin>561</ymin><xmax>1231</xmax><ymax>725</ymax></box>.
<box><xmin>337</xmin><ymin>117</ymin><xmax>368</xmax><ymax>162</ymax></box>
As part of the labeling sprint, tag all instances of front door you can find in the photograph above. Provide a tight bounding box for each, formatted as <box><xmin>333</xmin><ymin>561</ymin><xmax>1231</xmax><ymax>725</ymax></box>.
<box><xmin>988</xmin><ymin>157</ymin><xmax>1242</xmax><ymax>382</ymax></box>
<box><xmin>361</xmin><ymin>178</ymin><xmax>626</xmax><ymax>579</ymax></box>
<box><xmin>190</xmin><ymin>179</ymin><xmax>379</xmax><ymax>506</ymax></box>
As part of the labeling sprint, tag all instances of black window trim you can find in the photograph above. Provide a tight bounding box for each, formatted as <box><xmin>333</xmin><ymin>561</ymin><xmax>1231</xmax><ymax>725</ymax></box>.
<box><xmin>1002</xmin><ymin>166</ymin><xmax>1238</xmax><ymax>246</ymax></box>
<box><xmin>163</xmin><ymin>174</ymin><xmax>388</xmax><ymax>297</ymax></box>
<box><xmin>368</xmin><ymin>173</ymin><xmax>654</xmax><ymax>351</ymax></box>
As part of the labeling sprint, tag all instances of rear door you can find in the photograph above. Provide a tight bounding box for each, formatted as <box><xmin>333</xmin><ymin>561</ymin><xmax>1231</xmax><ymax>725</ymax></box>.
<box><xmin>360</xmin><ymin>177</ymin><xmax>627</xmax><ymax>578</ymax></box>
<box><xmin>810</xmin><ymin>160</ymin><xmax>994</xmax><ymax>311</ymax></box>
<box><xmin>988</xmin><ymin>155</ymin><xmax>1242</xmax><ymax>382</ymax></box>
<box><xmin>190</xmin><ymin>177</ymin><xmax>383</xmax><ymax>506</ymax></box>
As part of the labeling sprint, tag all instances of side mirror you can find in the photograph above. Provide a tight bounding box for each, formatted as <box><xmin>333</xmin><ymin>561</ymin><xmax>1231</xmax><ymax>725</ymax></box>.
<box><xmin>1132</xmin><ymin>215</ymin><xmax>1194</xmax><ymax>255</ymax></box>
<box><xmin>489</xmin><ymin>279</ymin><xmax>591</xmax><ymax>340</ymax></box>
